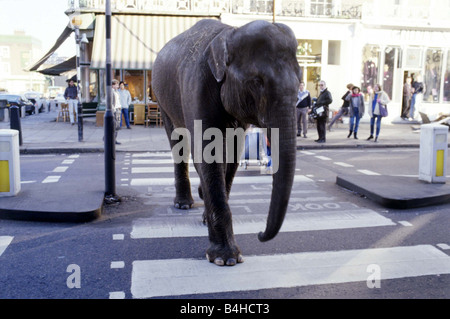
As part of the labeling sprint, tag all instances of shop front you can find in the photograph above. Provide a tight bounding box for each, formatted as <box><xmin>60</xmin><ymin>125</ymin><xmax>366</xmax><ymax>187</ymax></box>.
<box><xmin>359</xmin><ymin>28</ymin><xmax>450</xmax><ymax>121</ymax></box>
<box><xmin>85</xmin><ymin>14</ymin><xmax>207</xmax><ymax>125</ymax></box>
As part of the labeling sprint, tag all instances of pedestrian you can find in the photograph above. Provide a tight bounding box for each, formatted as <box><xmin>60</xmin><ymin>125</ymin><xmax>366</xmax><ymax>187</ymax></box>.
<box><xmin>345</xmin><ymin>86</ymin><xmax>365</xmax><ymax>139</ymax></box>
<box><xmin>313</xmin><ymin>80</ymin><xmax>333</xmax><ymax>143</ymax></box>
<box><xmin>328</xmin><ymin>83</ymin><xmax>353</xmax><ymax>131</ymax></box>
<box><xmin>401</xmin><ymin>76</ymin><xmax>412</xmax><ymax>120</ymax></box>
<box><xmin>112</xmin><ymin>79</ymin><xmax>122</xmax><ymax>144</ymax></box>
<box><xmin>118</xmin><ymin>81</ymin><xmax>132</xmax><ymax>129</ymax></box>
<box><xmin>296</xmin><ymin>81</ymin><xmax>311</xmax><ymax>138</ymax></box>
<box><xmin>64</xmin><ymin>79</ymin><xmax>78</xmax><ymax>125</ymax></box>
<box><xmin>367</xmin><ymin>83</ymin><xmax>390</xmax><ymax>142</ymax></box>
<box><xmin>410</xmin><ymin>75</ymin><xmax>424</xmax><ymax>120</ymax></box>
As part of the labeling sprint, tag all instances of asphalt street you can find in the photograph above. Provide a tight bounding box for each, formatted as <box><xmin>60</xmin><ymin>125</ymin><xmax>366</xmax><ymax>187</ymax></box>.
<box><xmin>0</xmin><ymin>148</ymin><xmax>448</xmax><ymax>302</ymax></box>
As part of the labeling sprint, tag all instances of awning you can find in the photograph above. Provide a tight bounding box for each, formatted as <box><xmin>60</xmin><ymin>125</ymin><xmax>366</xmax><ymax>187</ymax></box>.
<box><xmin>90</xmin><ymin>15</ymin><xmax>205</xmax><ymax>70</ymax></box>
<box><xmin>37</xmin><ymin>56</ymin><xmax>76</xmax><ymax>76</ymax></box>
<box><xmin>27</xmin><ymin>25</ymin><xmax>73</xmax><ymax>72</ymax></box>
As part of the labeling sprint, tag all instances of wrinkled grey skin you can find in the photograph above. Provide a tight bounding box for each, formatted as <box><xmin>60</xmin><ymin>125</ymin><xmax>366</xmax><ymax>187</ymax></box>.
<box><xmin>152</xmin><ymin>19</ymin><xmax>301</xmax><ymax>266</ymax></box>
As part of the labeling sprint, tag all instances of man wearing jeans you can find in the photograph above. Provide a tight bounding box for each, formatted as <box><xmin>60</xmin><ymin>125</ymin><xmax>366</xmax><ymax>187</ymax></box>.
<box><xmin>64</xmin><ymin>79</ymin><xmax>78</xmax><ymax>125</ymax></box>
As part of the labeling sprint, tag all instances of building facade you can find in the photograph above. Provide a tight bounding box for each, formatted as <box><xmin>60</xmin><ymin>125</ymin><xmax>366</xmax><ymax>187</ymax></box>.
<box><xmin>66</xmin><ymin>0</ymin><xmax>450</xmax><ymax>120</ymax></box>
<box><xmin>0</xmin><ymin>31</ymin><xmax>47</xmax><ymax>93</ymax></box>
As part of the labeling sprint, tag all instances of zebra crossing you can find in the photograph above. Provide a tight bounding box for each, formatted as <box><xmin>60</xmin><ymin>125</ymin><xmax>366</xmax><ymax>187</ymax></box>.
<box><xmin>120</xmin><ymin>152</ymin><xmax>450</xmax><ymax>299</ymax></box>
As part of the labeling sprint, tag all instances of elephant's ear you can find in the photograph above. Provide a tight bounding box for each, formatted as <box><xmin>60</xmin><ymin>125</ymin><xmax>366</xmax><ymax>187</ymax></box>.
<box><xmin>204</xmin><ymin>28</ymin><xmax>233</xmax><ymax>82</ymax></box>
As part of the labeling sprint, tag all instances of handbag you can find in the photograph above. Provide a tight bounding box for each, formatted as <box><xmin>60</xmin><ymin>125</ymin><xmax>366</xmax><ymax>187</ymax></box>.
<box><xmin>379</xmin><ymin>103</ymin><xmax>388</xmax><ymax>117</ymax></box>
<box><xmin>311</xmin><ymin>105</ymin><xmax>326</xmax><ymax>119</ymax></box>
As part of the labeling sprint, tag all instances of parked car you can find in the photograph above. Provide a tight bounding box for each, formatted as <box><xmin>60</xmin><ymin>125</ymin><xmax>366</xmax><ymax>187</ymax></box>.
<box><xmin>24</xmin><ymin>91</ymin><xmax>46</xmax><ymax>113</ymax></box>
<box><xmin>0</xmin><ymin>93</ymin><xmax>34</xmax><ymax>115</ymax></box>
<box><xmin>53</xmin><ymin>93</ymin><xmax>66</xmax><ymax>107</ymax></box>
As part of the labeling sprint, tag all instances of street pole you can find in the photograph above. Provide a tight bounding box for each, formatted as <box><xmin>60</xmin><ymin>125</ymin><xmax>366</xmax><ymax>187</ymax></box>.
<box><xmin>273</xmin><ymin>0</ymin><xmax>276</xmax><ymax>23</ymax></box>
<box><xmin>104</xmin><ymin>0</ymin><xmax>118</xmax><ymax>201</ymax></box>
<box><xmin>74</xmin><ymin>27</ymin><xmax>84</xmax><ymax>142</ymax></box>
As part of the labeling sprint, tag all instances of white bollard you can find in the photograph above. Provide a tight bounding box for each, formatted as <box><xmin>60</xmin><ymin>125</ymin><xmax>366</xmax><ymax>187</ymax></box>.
<box><xmin>0</xmin><ymin>129</ymin><xmax>21</xmax><ymax>196</ymax></box>
<box><xmin>419</xmin><ymin>123</ymin><xmax>448</xmax><ymax>184</ymax></box>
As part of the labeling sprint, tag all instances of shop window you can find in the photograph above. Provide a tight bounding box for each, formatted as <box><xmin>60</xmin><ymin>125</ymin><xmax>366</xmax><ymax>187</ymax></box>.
<box><xmin>361</xmin><ymin>45</ymin><xmax>381</xmax><ymax>96</ymax></box>
<box><xmin>444</xmin><ymin>50</ymin><xmax>450</xmax><ymax>103</ymax></box>
<box><xmin>383</xmin><ymin>46</ymin><xmax>400</xmax><ymax>100</ymax></box>
<box><xmin>124</xmin><ymin>70</ymin><xmax>145</xmax><ymax>103</ymax></box>
<box><xmin>88</xmin><ymin>70</ymin><xmax>98</xmax><ymax>102</ymax></box>
<box><xmin>423</xmin><ymin>48</ymin><xmax>442</xmax><ymax>103</ymax></box>
<box><xmin>297</xmin><ymin>39</ymin><xmax>322</xmax><ymax>96</ymax></box>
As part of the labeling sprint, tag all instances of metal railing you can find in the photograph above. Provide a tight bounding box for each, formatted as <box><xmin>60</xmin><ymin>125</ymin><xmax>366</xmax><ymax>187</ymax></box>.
<box><xmin>68</xmin><ymin>0</ymin><xmax>362</xmax><ymax>19</ymax></box>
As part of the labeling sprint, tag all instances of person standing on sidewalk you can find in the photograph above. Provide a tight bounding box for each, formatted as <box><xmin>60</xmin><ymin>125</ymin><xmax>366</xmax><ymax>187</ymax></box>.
<box><xmin>296</xmin><ymin>81</ymin><xmax>311</xmax><ymax>138</ymax></box>
<box><xmin>328</xmin><ymin>83</ymin><xmax>353</xmax><ymax>131</ymax></box>
<box><xmin>345</xmin><ymin>86</ymin><xmax>365</xmax><ymax>139</ymax></box>
<box><xmin>112</xmin><ymin>79</ymin><xmax>122</xmax><ymax>144</ymax></box>
<box><xmin>118</xmin><ymin>81</ymin><xmax>132</xmax><ymax>129</ymax></box>
<box><xmin>367</xmin><ymin>84</ymin><xmax>390</xmax><ymax>142</ymax></box>
<box><xmin>401</xmin><ymin>76</ymin><xmax>412</xmax><ymax>120</ymax></box>
<box><xmin>410</xmin><ymin>75</ymin><xmax>424</xmax><ymax>120</ymax></box>
<box><xmin>314</xmin><ymin>80</ymin><xmax>333</xmax><ymax>143</ymax></box>
<box><xmin>64</xmin><ymin>79</ymin><xmax>78</xmax><ymax>125</ymax></box>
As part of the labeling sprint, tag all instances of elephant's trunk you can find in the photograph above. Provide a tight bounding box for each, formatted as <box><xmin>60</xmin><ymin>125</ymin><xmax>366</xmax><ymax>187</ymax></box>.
<box><xmin>258</xmin><ymin>112</ymin><xmax>296</xmax><ymax>242</ymax></box>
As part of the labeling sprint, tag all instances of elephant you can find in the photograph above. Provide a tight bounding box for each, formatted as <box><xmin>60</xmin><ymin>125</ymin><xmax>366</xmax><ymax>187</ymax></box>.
<box><xmin>152</xmin><ymin>19</ymin><xmax>301</xmax><ymax>266</ymax></box>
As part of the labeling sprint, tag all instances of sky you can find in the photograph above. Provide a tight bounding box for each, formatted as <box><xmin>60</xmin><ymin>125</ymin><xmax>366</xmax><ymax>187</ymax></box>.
<box><xmin>0</xmin><ymin>0</ymin><xmax>75</xmax><ymax>57</ymax></box>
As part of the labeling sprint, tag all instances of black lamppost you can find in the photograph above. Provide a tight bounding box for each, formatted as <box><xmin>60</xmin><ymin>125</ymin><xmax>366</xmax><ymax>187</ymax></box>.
<box><xmin>104</xmin><ymin>0</ymin><xmax>119</xmax><ymax>202</ymax></box>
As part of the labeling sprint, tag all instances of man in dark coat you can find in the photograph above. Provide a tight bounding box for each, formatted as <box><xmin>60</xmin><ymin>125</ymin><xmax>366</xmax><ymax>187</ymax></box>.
<box><xmin>314</xmin><ymin>80</ymin><xmax>333</xmax><ymax>143</ymax></box>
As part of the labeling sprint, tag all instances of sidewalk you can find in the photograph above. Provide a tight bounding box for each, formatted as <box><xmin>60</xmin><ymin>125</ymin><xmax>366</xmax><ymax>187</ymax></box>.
<box><xmin>0</xmin><ymin>108</ymin><xmax>426</xmax><ymax>153</ymax></box>
<box><xmin>0</xmin><ymin>108</ymin><xmax>448</xmax><ymax>222</ymax></box>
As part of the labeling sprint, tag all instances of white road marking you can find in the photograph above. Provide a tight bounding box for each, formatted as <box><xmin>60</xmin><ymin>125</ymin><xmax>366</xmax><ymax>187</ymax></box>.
<box><xmin>42</xmin><ymin>176</ymin><xmax>61</xmax><ymax>183</ymax></box>
<box><xmin>131</xmin><ymin>245</ymin><xmax>450</xmax><ymax>298</ymax></box>
<box><xmin>68</xmin><ymin>155</ymin><xmax>80</xmax><ymax>159</ymax></box>
<box><xmin>315</xmin><ymin>156</ymin><xmax>332</xmax><ymax>161</ymax></box>
<box><xmin>437</xmin><ymin>243</ymin><xmax>450</xmax><ymax>250</ymax></box>
<box><xmin>132</xmin><ymin>166</ymin><xmax>196</xmax><ymax>174</ymax></box>
<box><xmin>334</xmin><ymin>162</ymin><xmax>354</xmax><ymax>168</ymax></box>
<box><xmin>398</xmin><ymin>221</ymin><xmax>413</xmax><ymax>227</ymax></box>
<box><xmin>357</xmin><ymin>169</ymin><xmax>380</xmax><ymax>176</ymax></box>
<box><xmin>130</xmin><ymin>175</ymin><xmax>313</xmax><ymax>186</ymax></box>
<box><xmin>109</xmin><ymin>291</ymin><xmax>125</xmax><ymax>299</ymax></box>
<box><xmin>130</xmin><ymin>209</ymin><xmax>395</xmax><ymax>239</ymax></box>
<box><xmin>20</xmin><ymin>180</ymin><xmax>36</xmax><ymax>184</ymax></box>
<box><xmin>111</xmin><ymin>261</ymin><xmax>125</xmax><ymax>269</ymax></box>
<box><xmin>53</xmin><ymin>166</ymin><xmax>69</xmax><ymax>173</ymax></box>
<box><xmin>112</xmin><ymin>234</ymin><xmax>125</xmax><ymax>240</ymax></box>
<box><xmin>300</xmin><ymin>151</ymin><xmax>315</xmax><ymax>155</ymax></box>
<box><xmin>0</xmin><ymin>236</ymin><xmax>13</xmax><ymax>257</ymax></box>
<box><xmin>62</xmin><ymin>159</ymin><xmax>75</xmax><ymax>165</ymax></box>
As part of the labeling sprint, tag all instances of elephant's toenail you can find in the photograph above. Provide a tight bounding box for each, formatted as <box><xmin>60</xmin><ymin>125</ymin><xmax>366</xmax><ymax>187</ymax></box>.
<box><xmin>214</xmin><ymin>258</ymin><xmax>224</xmax><ymax>266</ymax></box>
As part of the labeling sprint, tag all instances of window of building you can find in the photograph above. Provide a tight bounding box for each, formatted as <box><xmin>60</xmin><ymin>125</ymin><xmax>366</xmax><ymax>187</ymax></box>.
<box><xmin>297</xmin><ymin>39</ymin><xmax>322</xmax><ymax>95</ymax></box>
<box><xmin>444</xmin><ymin>50</ymin><xmax>450</xmax><ymax>103</ymax></box>
<box><xmin>88</xmin><ymin>70</ymin><xmax>98</xmax><ymax>102</ymax></box>
<box><xmin>310</xmin><ymin>0</ymin><xmax>332</xmax><ymax>16</ymax></box>
<box><xmin>361</xmin><ymin>44</ymin><xmax>381</xmax><ymax>96</ymax></box>
<box><xmin>0</xmin><ymin>46</ymin><xmax>10</xmax><ymax>59</ymax></box>
<box><xmin>124</xmin><ymin>70</ymin><xmax>145</xmax><ymax>103</ymax></box>
<box><xmin>383</xmin><ymin>46</ymin><xmax>400</xmax><ymax>100</ymax></box>
<box><xmin>423</xmin><ymin>48</ymin><xmax>443</xmax><ymax>103</ymax></box>
<box><xmin>328</xmin><ymin>40</ymin><xmax>341</xmax><ymax>65</ymax></box>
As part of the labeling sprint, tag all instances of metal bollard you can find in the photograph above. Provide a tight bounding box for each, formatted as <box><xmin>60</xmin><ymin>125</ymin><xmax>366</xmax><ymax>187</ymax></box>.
<box><xmin>9</xmin><ymin>106</ymin><xmax>22</xmax><ymax>146</ymax></box>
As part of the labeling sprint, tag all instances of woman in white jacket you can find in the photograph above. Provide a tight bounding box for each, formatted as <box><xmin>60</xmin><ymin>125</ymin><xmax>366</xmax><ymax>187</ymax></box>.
<box><xmin>367</xmin><ymin>84</ymin><xmax>390</xmax><ymax>142</ymax></box>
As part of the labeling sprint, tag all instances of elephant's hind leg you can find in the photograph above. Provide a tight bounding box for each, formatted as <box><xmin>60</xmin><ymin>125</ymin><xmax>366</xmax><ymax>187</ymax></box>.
<box><xmin>161</xmin><ymin>111</ymin><xmax>194</xmax><ymax>209</ymax></box>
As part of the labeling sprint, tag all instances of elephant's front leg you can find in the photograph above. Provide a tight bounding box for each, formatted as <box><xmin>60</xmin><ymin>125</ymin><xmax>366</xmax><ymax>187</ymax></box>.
<box><xmin>200</xmin><ymin>163</ymin><xmax>243</xmax><ymax>266</ymax></box>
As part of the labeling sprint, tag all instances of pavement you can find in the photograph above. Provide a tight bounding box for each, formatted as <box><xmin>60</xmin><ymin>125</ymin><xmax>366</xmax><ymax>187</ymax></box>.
<box><xmin>0</xmin><ymin>107</ymin><xmax>449</xmax><ymax>222</ymax></box>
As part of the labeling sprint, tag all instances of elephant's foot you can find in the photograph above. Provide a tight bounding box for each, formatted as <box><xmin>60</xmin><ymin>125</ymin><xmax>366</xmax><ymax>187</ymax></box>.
<box><xmin>206</xmin><ymin>244</ymin><xmax>244</xmax><ymax>266</ymax></box>
<box><xmin>173</xmin><ymin>195</ymin><xmax>194</xmax><ymax>210</ymax></box>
